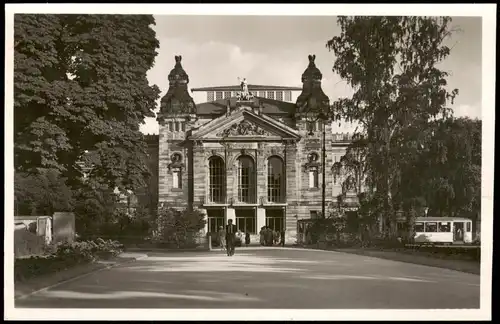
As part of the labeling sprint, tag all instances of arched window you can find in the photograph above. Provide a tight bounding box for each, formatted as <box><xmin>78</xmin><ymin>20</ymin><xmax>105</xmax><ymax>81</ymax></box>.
<box><xmin>267</xmin><ymin>156</ymin><xmax>285</xmax><ymax>203</ymax></box>
<box><xmin>208</xmin><ymin>156</ymin><xmax>225</xmax><ymax>203</ymax></box>
<box><xmin>237</xmin><ymin>156</ymin><xmax>256</xmax><ymax>203</ymax></box>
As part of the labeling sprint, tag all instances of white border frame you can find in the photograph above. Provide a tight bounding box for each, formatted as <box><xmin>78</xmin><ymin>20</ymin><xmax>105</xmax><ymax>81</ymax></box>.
<box><xmin>4</xmin><ymin>4</ymin><xmax>495</xmax><ymax>321</ymax></box>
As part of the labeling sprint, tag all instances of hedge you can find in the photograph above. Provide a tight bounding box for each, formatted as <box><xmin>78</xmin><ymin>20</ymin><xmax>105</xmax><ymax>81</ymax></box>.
<box><xmin>15</xmin><ymin>238</ymin><xmax>124</xmax><ymax>282</ymax></box>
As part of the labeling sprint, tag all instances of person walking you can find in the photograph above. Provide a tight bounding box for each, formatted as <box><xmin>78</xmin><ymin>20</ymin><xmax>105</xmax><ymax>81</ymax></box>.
<box><xmin>280</xmin><ymin>229</ymin><xmax>285</xmax><ymax>247</ymax></box>
<box><xmin>225</xmin><ymin>219</ymin><xmax>237</xmax><ymax>256</ymax></box>
<box><xmin>259</xmin><ymin>227</ymin><xmax>265</xmax><ymax>246</ymax></box>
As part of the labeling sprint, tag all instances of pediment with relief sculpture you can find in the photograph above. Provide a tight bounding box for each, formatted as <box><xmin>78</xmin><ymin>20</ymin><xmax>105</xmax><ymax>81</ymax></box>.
<box><xmin>189</xmin><ymin>106</ymin><xmax>300</xmax><ymax>141</ymax></box>
<box><xmin>215</xmin><ymin>120</ymin><xmax>273</xmax><ymax>137</ymax></box>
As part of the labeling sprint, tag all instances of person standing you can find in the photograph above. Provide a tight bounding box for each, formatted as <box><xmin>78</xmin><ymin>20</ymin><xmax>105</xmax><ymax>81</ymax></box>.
<box><xmin>259</xmin><ymin>227</ymin><xmax>265</xmax><ymax>246</ymax></box>
<box><xmin>265</xmin><ymin>227</ymin><xmax>272</xmax><ymax>246</ymax></box>
<box><xmin>236</xmin><ymin>229</ymin><xmax>243</xmax><ymax>247</ymax></box>
<box><xmin>225</xmin><ymin>219</ymin><xmax>237</xmax><ymax>256</ymax></box>
<box><xmin>218</xmin><ymin>226</ymin><xmax>225</xmax><ymax>251</ymax></box>
<box><xmin>280</xmin><ymin>229</ymin><xmax>285</xmax><ymax>247</ymax></box>
<box><xmin>245</xmin><ymin>232</ymin><xmax>250</xmax><ymax>247</ymax></box>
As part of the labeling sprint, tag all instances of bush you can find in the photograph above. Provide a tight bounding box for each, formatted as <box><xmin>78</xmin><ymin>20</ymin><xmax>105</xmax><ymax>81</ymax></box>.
<box><xmin>15</xmin><ymin>238</ymin><xmax>124</xmax><ymax>282</ymax></box>
<box><xmin>152</xmin><ymin>207</ymin><xmax>206</xmax><ymax>248</ymax></box>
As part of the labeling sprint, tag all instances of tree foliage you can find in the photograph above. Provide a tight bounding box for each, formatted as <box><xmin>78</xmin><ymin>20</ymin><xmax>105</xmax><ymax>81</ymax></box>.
<box><xmin>14</xmin><ymin>170</ymin><xmax>74</xmax><ymax>215</ymax></box>
<box><xmin>14</xmin><ymin>14</ymin><xmax>160</xmax><ymax>192</ymax></box>
<box><xmin>153</xmin><ymin>207</ymin><xmax>207</xmax><ymax>248</ymax></box>
<box><xmin>418</xmin><ymin>117</ymin><xmax>481</xmax><ymax>219</ymax></box>
<box><xmin>327</xmin><ymin>16</ymin><xmax>461</xmax><ymax>237</ymax></box>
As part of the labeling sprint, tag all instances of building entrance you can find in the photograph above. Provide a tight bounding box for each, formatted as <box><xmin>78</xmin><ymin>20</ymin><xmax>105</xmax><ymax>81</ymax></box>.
<box><xmin>207</xmin><ymin>209</ymin><xmax>224</xmax><ymax>234</ymax></box>
<box><xmin>235</xmin><ymin>208</ymin><xmax>256</xmax><ymax>234</ymax></box>
<box><xmin>265</xmin><ymin>208</ymin><xmax>285</xmax><ymax>232</ymax></box>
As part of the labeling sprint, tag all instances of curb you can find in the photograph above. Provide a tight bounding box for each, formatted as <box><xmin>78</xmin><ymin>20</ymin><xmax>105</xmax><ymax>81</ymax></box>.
<box><xmin>125</xmin><ymin>247</ymin><xmax>209</xmax><ymax>253</ymax></box>
<box><xmin>328</xmin><ymin>248</ymin><xmax>481</xmax><ymax>275</ymax></box>
<box><xmin>14</xmin><ymin>254</ymin><xmax>146</xmax><ymax>301</ymax></box>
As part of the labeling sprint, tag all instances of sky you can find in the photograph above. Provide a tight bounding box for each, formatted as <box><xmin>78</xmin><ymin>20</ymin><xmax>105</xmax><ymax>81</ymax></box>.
<box><xmin>140</xmin><ymin>16</ymin><xmax>482</xmax><ymax>135</ymax></box>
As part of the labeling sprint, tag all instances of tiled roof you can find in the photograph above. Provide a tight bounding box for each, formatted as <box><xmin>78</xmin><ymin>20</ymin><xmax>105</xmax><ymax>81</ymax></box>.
<box><xmin>191</xmin><ymin>84</ymin><xmax>302</xmax><ymax>91</ymax></box>
<box><xmin>196</xmin><ymin>97</ymin><xmax>296</xmax><ymax>116</ymax></box>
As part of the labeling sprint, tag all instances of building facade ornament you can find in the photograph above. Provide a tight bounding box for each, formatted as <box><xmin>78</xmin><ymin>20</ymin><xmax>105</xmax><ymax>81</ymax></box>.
<box><xmin>236</xmin><ymin>77</ymin><xmax>254</xmax><ymax>101</ymax></box>
<box><xmin>216</xmin><ymin>120</ymin><xmax>271</xmax><ymax>137</ymax></box>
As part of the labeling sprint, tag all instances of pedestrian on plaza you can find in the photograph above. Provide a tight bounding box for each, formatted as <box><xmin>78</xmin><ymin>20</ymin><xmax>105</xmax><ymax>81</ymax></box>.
<box><xmin>273</xmin><ymin>230</ymin><xmax>279</xmax><ymax>245</ymax></box>
<box><xmin>259</xmin><ymin>226</ymin><xmax>265</xmax><ymax>246</ymax></box>
<box><xmin>236</xmin><ymin>229</ymin><xmax>243</xmax><ymax>247</ymax></box>
<box><xmin>245</xmin><ymin>232</ymin><xmax>250</xmax><ymax>247</ymax></box>
<box><xmin>217</xmin><ymin>226</ymin><xmax>225</xmax><ymax>249</ymax></box>
<box><xmin>225</xmin><ymin>219</ymin><xmax>237</xmax><ymax>256</ymax></box>
<box><xmin>265</xmin><ymin>227</ymin><xmax>273</xmax><ymax>246</ymax></box>
<box><xmin>280</xmin><ymin>229</ymin><xmax>285</xmax><ymax>247</ymax></box>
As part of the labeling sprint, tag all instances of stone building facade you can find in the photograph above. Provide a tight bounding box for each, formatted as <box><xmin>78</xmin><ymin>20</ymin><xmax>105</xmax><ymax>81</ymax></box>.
<box><xmin>154</xmin><ymin>54</ymin><xmax>358</xmax><ymax>244</ymax></box>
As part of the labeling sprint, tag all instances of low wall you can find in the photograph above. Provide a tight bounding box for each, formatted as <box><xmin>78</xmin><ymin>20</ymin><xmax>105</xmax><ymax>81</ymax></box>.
<box><xmin>14</xmin><ymin>229</ymin><xmax>46</xmax><ymax>258</ymax></box>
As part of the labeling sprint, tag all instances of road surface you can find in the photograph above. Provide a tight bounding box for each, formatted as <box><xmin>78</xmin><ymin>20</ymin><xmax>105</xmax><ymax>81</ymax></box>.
<box><xmin>16</xmin><ymin>248</ymin><xmax>480</xmax><ymax>309</ymax></box>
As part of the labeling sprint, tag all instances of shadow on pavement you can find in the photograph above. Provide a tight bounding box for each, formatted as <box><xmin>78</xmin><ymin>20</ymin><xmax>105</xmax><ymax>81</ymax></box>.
<box><xmin>16</xmin><ymin>251</ymin><xmax>480</xmax><ymax>309</ymax></box>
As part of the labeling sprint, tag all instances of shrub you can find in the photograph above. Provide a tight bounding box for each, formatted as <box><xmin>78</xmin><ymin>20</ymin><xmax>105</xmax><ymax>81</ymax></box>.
<box><xmin>15</xmin><ymin>238</ymin><xmax>124</xmax><ymax>282</ymax></box>
<box><xmin>153</xmin><ymin>207</ymin><xmax>206</xmax><ymax>248</ymax></box>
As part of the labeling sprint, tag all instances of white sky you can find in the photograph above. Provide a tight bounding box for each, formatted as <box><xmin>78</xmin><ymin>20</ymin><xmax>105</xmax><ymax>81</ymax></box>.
<box><xmin>140</xmin><ymin>15</ymin><xmax>482</xmax><ymax>135</ymax></box>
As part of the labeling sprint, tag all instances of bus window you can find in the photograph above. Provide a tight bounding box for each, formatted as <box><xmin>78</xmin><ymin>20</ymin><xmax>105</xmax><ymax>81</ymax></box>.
<box><xmin>438</xmin><ymin>222</ymin><xmax>451</xmax><ymax>232</ymax></box>
<box><xmin>414</xmin><ymin>222</ymin><xmax>424</xmax><ymax>232</ymax></box>
<box><xmin>425</xmin><ymin>222</ymin><xmax>437</xmax><ymax>233</ymax></box>
<box><xmin>466</xmin><ymin>222</ymin><xmax>471</xmax><ymax>232</ymax></box>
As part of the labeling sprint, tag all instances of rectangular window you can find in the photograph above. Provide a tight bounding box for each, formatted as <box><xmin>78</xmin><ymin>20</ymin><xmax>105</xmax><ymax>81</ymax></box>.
<box><xmin>309</xmin><ymin>168</ymin><xmax>319</xmax><ymax>188</ymax></box>
<box><xmin>284</xmin><ymin>91</ymin><xmax>292</xmax><ymax>101</ymax></box>
<box><xmin>438</xmin><ymin>222</ymin><xmax>451</xmax><ymax>232</ymax></box>
<box><xmin>310</xmin><ymin>211</ymin><xmax>318</xmax><ymax>219</ymax></box>
<box><xmin>215</xmin><ymin>91</ymin><xmax>223</xmax><ymax>100</ymax></box>
<box><xmin>266</xmin><ymin>217</ymin><xmax>284</xmax><ymax>232</ymax></box>
<box><xmin>181</xmin><ymin>122</ymin><xmax>185</xmax><ymax>131</ymax></box>
<box><xmin>266</xmin><ymin>210</ymin><xmax>284</xmax><ymax>232</ymax></box>
<box><xmin>168</xmin><ymin>121</ymin><xmax>174</xmax><ymax>131</ymax></box>
<box><xmin>207</xmin><ymin>91</ymin><xmax>214</xmax><ymax>102</ymax></box>
<box><xmin>172</xmin><ymin>168</ymin><xmax>182</xmax><ymax>189</ymax></box>
<box><xmin>396</xmin><ymin>222</ymin><xmax>405</xmax><ymax>234</ymax></box>
<box><xmin>414</xmin><ymin>222</ymin><xmax>424</xmax><ymax>232</ymax></box>
<box><xmin>276</xmin><ymin>91</ymin><xmax>283</xmax><ymax>101</ymax></box>
<box><xmin>466</xmin><ymin>222</ymin><xmax>471</xmax><ymax>232</ymax></box>
<box><xmin>208</xmin><ymin>217</ymin><xmax>224</xmax><ymax>233</ymax></box>
<box><xmin>175</xmin><ymin>122</ymin><xmax>179</xmax><ymax>132</ymax></box>
<box><xmin>259</xmin><ymin>91</ymin><xmax>266</xmax><ymax>97</ymax></box>
<box><xmin>267</xmin><ymin>91</ymin><xmax>275</xmax><ymax>100</ymax></box>
<box><xmin>207</xmin><ymin>209</ymin><xmax>224</xmax><ymax>233</ymax></box>
<box><xmin>425</xmin><ymin>222</ymin><xmax>437</xmax><ymax>233</ymax></box>
<box><xmin>224</xmin><ymin>91</ymin><xmax>231</xmax><ymax>99</ymax></box>
<box><xmin>236</xmin><ymin>214</ymin><xmax>256</xmax><ymax>234</ymax></box>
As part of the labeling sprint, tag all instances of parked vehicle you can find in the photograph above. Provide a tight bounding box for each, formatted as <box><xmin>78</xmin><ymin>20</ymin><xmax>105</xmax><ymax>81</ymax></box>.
<box><xmin>404</xmin><ymin>217</ymin><xmax>473</xmax><ymax>244</ymax></box>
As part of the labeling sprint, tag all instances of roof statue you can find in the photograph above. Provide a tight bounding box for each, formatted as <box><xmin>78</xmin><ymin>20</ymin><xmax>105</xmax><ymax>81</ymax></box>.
<box><xmin>236</xmin><ymin>77</ymin><xmax>254</xmax><ymax>101</ymax></box>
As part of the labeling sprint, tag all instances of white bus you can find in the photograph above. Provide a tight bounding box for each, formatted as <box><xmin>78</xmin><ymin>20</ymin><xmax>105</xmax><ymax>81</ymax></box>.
<box><xmin>411</xmin><ymin>217</ymin><xmax>473</xmax><ymax>244</ymax></box>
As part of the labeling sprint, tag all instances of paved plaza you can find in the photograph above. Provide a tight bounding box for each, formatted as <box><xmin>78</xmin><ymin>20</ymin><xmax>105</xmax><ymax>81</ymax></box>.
<box><xmin>16</xmin><ymin>248</ymin><xmax>480</xmax><ymax>309</ymax></box>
